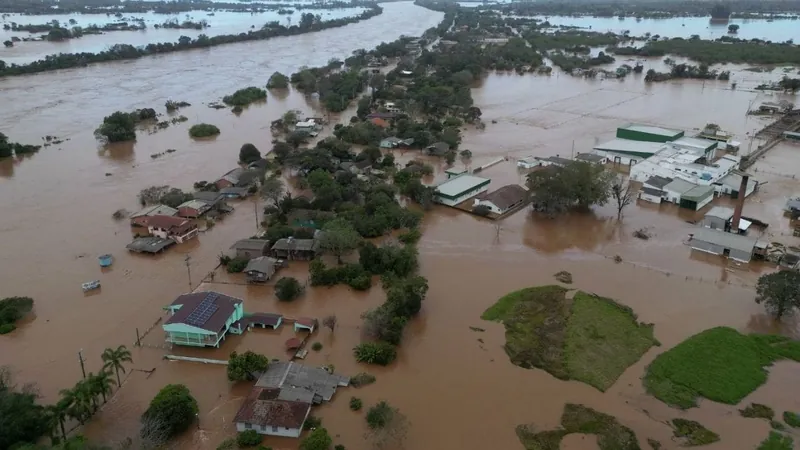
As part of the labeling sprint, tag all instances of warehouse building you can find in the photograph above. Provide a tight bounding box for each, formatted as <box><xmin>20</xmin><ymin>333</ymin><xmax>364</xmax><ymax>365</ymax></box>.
<box><xmin>688</xmin><ymin>228</ymin><xmax>758</xmax><ymax>263</ymax></box>
<box><xmin>592</xmin><ymin>139</ymin><xmax>667</xmax><ymax>166</ymax></box>
<box><xmin>434</xmin><ymin>174</ymin><xmax>491</xmax><ymax>207</ymax></box>
<box><xmin>616</xmin><ymin>123</ymin><xmax>685</xmax><ymax>143</ymax></box>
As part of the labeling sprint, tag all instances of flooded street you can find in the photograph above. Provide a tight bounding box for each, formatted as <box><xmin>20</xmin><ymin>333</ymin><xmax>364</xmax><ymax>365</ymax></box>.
<box><xmin>2</xmin><ymin>2</ymin><xmax>800</xmax><ymax>449</ymax></box>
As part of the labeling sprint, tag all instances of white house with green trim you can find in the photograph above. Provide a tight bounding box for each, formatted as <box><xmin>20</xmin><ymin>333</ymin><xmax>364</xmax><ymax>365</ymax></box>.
<box><xmin>434</xmin><ymin>174</ymin><xmax>491</xmax><ymax>207</ymax></box>
<box><xmin>162</xmin><ymin>292</ymin><xmax>244</xmax><ymax>347</ymax></box>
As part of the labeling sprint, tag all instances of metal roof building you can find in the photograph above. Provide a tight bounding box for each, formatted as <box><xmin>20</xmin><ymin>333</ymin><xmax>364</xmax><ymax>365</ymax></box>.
<box><xmin>689</xmin><ymin>228</ymin><xmax>758</xmax><ymax>262</ymax></box>
<box><xmin>434</xmin><ymin>174</ymin><xmax>491</xmax><ymax>207</ymax></box>
<box><xmin>616</xmin><ymin>123</ymin><xmax>685</xmax><ymax>143</ymax></box>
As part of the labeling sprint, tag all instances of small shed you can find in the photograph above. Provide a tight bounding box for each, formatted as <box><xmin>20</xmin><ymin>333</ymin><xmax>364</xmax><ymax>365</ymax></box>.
<box><xmin>680</xmin><ymin>185</ymin><xmax>715</xmax><ymax>211</ymax></box>
<box><xmin>230</xmin><ymin>239</ymin><xmax>270</xmax><ymax>260</ymax></box>
<box><xmin>244</xmin><ymin>256</ymin><xmax>277</xmax><ymax>283</ymax></box>
<box><xmin>702</xmin><ymin>206</ymin><xmax>735</xmax><ymax>230</ymax></box>
<box><xmin>689</xmin><ymin>228</ymin><xmax>757</xmax><ymax>262</ymax></box>
<box><xmin>294</xmin><ymin>318</ymin><xmax>317</xmax><ymax>333</ymax></box>
<box><xmin>575</xmin><ymin>153</ymin><xmax>608</xmax><ymax>164</ymax></box>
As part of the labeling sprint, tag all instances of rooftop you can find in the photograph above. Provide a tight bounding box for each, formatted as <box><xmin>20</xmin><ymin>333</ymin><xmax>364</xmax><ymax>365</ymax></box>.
<box><xmin>126</xmin><ymin>236</ymin><xmax>175</xmax><ymax>253</ymax></box>
<box><xmin>705</xmin><ymin>206</ymin><xmax>735</xmax><ymax>220</ymax></box>
<box><xmin>664</xmin><ymin>178</ymin><xmax>697</xmax><ymax>195</ymax></box>
<box><xmin>644</xmin><ymin>175</ymin><xmax>673</xmax><ymax>189</ymax></box>
<box><xmin>230</xmin><ymin>238</ymin><xmax>270</xmax><ymax>252</ymax></box>
<box><xmin>244</xmin><ymin>256</ymin><xmax>277</xmax><ymax>275</ymax></box>
<box><xmin>193</xmin><ymin>191</ymin><xmax>223</xmax><ymax>203</ymax></box>
<box><xmin>219</xmin><ymin>168</ymin><xmax>244</xmax><ymax>184</ymax></box>
<box><xmin>146</xmin><ymin>215</ymin><xmax>194</xmax><ymax>231</ymax></box>
<box><xmin>165</xmin><ymin>291</ymin><xmax>243</xmax><ymax>333</ymax></box>
<box><xmin>619</xmin><ymin>123</ymin><xmax>684</xmax><ymax>137</ymax></box>
<box><xmin>178</xmin><ymin>200</ymin><xmax>210</xmax><ymax>211</ymax></box>
<box><xmin>691</xmin><ymin>228</ymin><xmax>757</xmax><ymax>253</ymax></box>
<box><xmin>575</xmin><ymin>153</ymin><xmax>606</xmax><ymax>163</ymax></box>
<box><xmin>479</xmin><ymin>184</ymin><xmax>529</xmax><ymax>210</ymax></box>
<box><xmin>640</xmin><ymin>187</ymin><xmax>664</xmax><ymax>197</ymax></box>
<box><xmin>233</xmin><ymin>387</ymin><xmax>311</xmax><ymax>429</ymax></box>
<box><xmin>256</xmin><ymin>361</ymin><xmax>349</xmax><ymax>403</ymax></box>
<box><xmin>435</xmin><ymin>175</ymin><xmax>491</xmax><ymax>198</ymax></box>
<box><xmin>593</xmin><ymin>139</ymin><xmax>666</xmax><ymax>155</ymax></box>
<box><xmin>129</xmin><ymin>204</ymin><xmax>178</xmax><ymax>219</ymax></box>
<box><xmin>671</xmin><ymin>136</ymin><xmax>718</xmax><ymax>151</ymax></box>
<box><xmin>272</xmin><ymin>238</ymin><xmax>319</xmax><ymax>252</ymax></box>
<box><xmin>682</xmin><ymin>184</ymin><xmax>715</xmax><ymax>201</ymax></box>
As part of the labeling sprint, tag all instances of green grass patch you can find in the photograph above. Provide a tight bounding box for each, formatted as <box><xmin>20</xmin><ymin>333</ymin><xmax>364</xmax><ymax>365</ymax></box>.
<box><xmin>643</xmin><ymin>327</ymin><xmax>800</xmax><ymax>409</ymax></box>
<box><xmin>782</xmin><ymin>411</ymin><xmax>800</xmax><ymax>428</ymax></box>
<box><xmin>740</xmin><ymin>403</ymin><xmax>775</xmax><ymax>420</ymax></box>
<box><xmin>515</xmin><ymin>403</ymin><xmax>640</xmax><ymax>450</ymax></box>
<box><xmin>483</xmin><ymin>285</ymin><xmax>658</xmax><ymax>391</ymax></box>
<box><xmin>757</xmin><ymin>432</ymin><xmax>794</xmax><ymax>450</ymax></box>
<box><xmin>670</xmin><ymin>419</ymin><xmax>720</xmax><ymax>446</ymax></box>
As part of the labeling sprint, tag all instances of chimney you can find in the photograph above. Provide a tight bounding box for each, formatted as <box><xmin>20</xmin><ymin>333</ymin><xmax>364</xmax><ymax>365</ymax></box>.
<box><xmin>730</xmin><ymin>174</ymin><xmax>749</xmax><ymax>233</ymax></box>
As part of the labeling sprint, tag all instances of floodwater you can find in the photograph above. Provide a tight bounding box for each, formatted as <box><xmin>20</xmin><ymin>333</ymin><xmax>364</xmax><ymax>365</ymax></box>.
<box><xmin>2</xmin><ymin>2</ymin><xmax>800</xmax><ymax>449</ymax></box>
<box><xmin>536</xmin><ymin>15</ymin><xmax>800</xmax><ymax>42</ymax></box>
<box><xmin>0</xmin><ymin>8</ymin><xmax>366</xmax><ymax>65</ymax></box>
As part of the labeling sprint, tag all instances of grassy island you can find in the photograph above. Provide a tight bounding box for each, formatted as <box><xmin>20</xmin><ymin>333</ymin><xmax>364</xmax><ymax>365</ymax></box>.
<box><xmin>482</xmin><ymin>285</ymin><xmax>658</xmax><ymax>391</ymax></box>
<box><xmin>644</xmin><ymin>327</ymin><xmax>800</xmax><ymax>409</ymax></box>
<box><xmin>516</xmin><ymin>403</ymin><xmax>640</xmax><ymax>450</ymax></box>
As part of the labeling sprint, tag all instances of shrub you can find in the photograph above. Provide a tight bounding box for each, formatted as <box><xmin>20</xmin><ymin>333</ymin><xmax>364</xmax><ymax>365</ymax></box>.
<box><xmin>226</xmin><ymin>257</ymin><xmax>248</xmax><ymax>273</ymax></box>
<box><xmin>354</xmin><ymin>342</ymin><xmax>397</xmax><ymax>366</ymax></box>
<box><xmin>397</xmin><ymin>228</ymin><xmax>421</xmax><ymax>244</ymax></box>
<box><xmin>0</xmin><ymin>296</ymin><xmax>33</xmax><ymax>331</ymax></box>
<box><xmin>757</xmin><ymin>431</ymin><xmax>793</xmax><ymax>450</ymax></box>
<box><xmin>140</xmin><ymin>384</ymin><xmax>198</xmax><ymax>440</ymax></box>
<box><xmin>223</xmin><ymin>87</ymin><xmax>267</xmax><ymax>106</ymax></box>
<box><xmin>350</xmin><ymin>372</ymin><xmax>376</xmax><ymax>387</ymax></box>
<box><xmin>216</xmin><ymin>438</ymin><xmax>235</xmax><ymax>450</ymax></box>
<box><xmin>771</xmin><ymin>420</ymin><xmax>786</xmax><ymax>431</ymax></box>
<box><xmin>267</xmin><ymin>71</ymin><xmax>289</xmax><ymax>89</ymax></box>
<box><xmin>311</xmin><ymin>342</ymin><xmax>323</xmax><ymax>351</ymax></box>
<box><xmin>366</xmin><ymin>401</ymin><xmax>394</xmax><ymax>429</ymax></box>
<box><xmin>227</xmin><ymin>351</ymin><xmax>269</xmax><ymax>381</ymax></box>
<box><xmin>239</xmin><ymin>143</ymin><xmax>261</xmax><ymax>164</ymax></box>
<box><xmin>95</xmin><ymin>111</ymin><xmax>136</xmax><ymax>142</ymax></box>
<box><xmin>349</xmin><ymin>397</ymin><xmax>363</xmax><ymax>411</ymax></box>
<box><xmin>275</xmin><ymin>277</ymin><xmax>303</xmax><ymax>301</ymax></box>
<box><xmin>189</xmin><ymin>123</ymin><xmax>221</xmax><ymax>138</ymax></box>
<box><xmin>783</xmin><ymin>411</ymin><xmax>800</xmax><ymax>427</ymax></box>
<box><xmin>300</xmin><ymin>427</ymin><xmax>332</xmax><ymax>450</ymax></box>
<box><xmin>334</xmin><ymin>446</ymin><xmax>346</xmax><ymax>450</ymax></box>
<box><xmin>0</xmin><ymin>323</ymin><xmax>15</xmax><ymax>334</ymax></box>
<box><xmin>237</xmin><ymin>429</ymin><xmax>262</xmax><ymax>447</ymax></box>
<box><xmin>304</xmin><ymin>415</ymin><xmax>322</xmax><ymax>430</ymax></box>
<box><xmin>741</xmin><ymin>403</ymin><xmax>775</xmax><ymax>420</ymax></box>
<box><xmin>671</xmin><ymin>418</ymin><xmax>720</xmax><ymax>446</ymax></box>
<box><xmin>348</xmin><ymin>274</ymin><xmax>372</xmax><ymax>291</ymax></box>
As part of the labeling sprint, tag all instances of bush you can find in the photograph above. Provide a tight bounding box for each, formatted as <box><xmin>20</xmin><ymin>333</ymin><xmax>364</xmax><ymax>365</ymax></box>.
<box><xmin>0</xmin><ymin>296</ymin><xmax>33</xmax><ymax>330</ymax></box>
<box><xmin>189</xmin><ymin>123</ymin><xmax>221</xmax><ymax>138</ymax></box>
<box><xmin>300</xmin><ymin>427</ymin><xmax>332</xmax><ymax>450</ymax></box>
<box><xmin>226</xmin><ymin>257</ymin><xmax>248</xmax><ymax>273</ymax></box>
<box><xmin>350</xmin><ymin>372</ymin><xmax>376</xmax><ymax>387</ymax></box>
<box><xmin>223</xmin><ymin>87</ymin><xmax>267</xmax><ymax>106</ymax></box>
<box><xmin>783</xmin><ymin>411</ymin><xmax>800</xmax><ymax>427</ymax></box>
<box><xmin>227</xmin><ymin>351</ymin><xmax>269</xmax><ymax>381</ymax></box>
<box><xmin>741</xmin><ymin>403</ymin><xmax>775</xmax><ymax>420</ymax></box>
<box><xmin>95</xmin><ymin>111</ymin><xmax>137</xmax><ymax>142</ymax></box>
<box><xmin>366</xmin><ymin>401</ymin><xmax>394</xmax><ymax>429</ymax></box>
<box><xmin>334</xmin><ymin>446</ymin><xmax>346</xmax><ymax>450</ymax></box>
<box><xmin>239</xmin><ymin>143</ymin><xmax>261</xmax><ymax>164</ymax></box>
<box><xmin>237</xmin><ymin>430</ymin><xmax>262</xmax><ymax>447</ymax></box>
<box><xmin>0</xmin><ymin>323</ymin><xmax>15</xmax><ymax>334</ymax></box>
<box><xmin>311</xmin><ymin>342</ymin><xmax>323</xmax><ymax>351</ymax></box>
<box><xmin>267</xmin><ymin>71</ymin><xmax>289</xmax><ymax>89</ymax></box>
<box><xmin>348</xmin><ymin>274</ymin><xmax>372</xmax><ymax>291</ymax></box>
<box><xmin>275</xmin><ymin>277</ymin><xmax>303</xmax><ymax>301</ymax></box>
<box><xmin>349</xmin><ymin>397</ymin><xmax>363</xmax><ymax>411</ymax></box>
<box><xmin>140</xmin><ymin>384</ymin><xmax>198</xmax><ymax>440</ymax></box>
<box><xmin>216</xmin><ymin>438</ymin><xmax>236</xmax><ymax>450</ymax></box>
<box><xmin>354</xmin><ymin>342</ymin><xmax>397</xmax><ymax>366</ymax></box>
<box><xmin>304</xmin><ymin>415</ymin><xmax>322</xmax><ymax>430</ymax></box>
<box><xmin>397</xmin><ymin>228</ymin><xmax>421</xmax><ymax>244</ymax></box>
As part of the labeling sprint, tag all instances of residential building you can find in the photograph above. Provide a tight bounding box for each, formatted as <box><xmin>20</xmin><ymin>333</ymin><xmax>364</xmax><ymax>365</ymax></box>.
<box><xmin>575</xmin><ymin>153</ymin><xmax>608</xmax><ymax>164</ymax></box>
<box><xmin>473</xmin><ymin>184</ymin><xmax>529</xmax><ymax>215</ymax></box>
<box><xmin>147</xmin><ymin>215</ymin><xmax>198</xmax><ymax>243</ymax></box>
<box><xmin>126</xmin><ymin>236</ymin><xmax>175</xmax><ymax>254</ymax></box>
<box><xmin>177</xmin><ymin>200</ymin><xmax>211</xmax><ymax>218</ymax></box>
<box><xmin>256</xmin><ymin>361</ymin><xmax>349</xmax><ymax>404</ymax></box>
<box><xmin>234</xmin><ymin>387</ymin><xmax>311</xmax><ymax>438</ymax></box>
<box><xmin>193</xmin><ymin>191</ymin><xmax>225</xmax><ymax>208</ymax></box>
<box><xmin>380</xmin><ymin>137</ymin><xmax>402</xmax><ymax>148</ymax></box>
<box><xmin>433</xmin><ymin>174</ymin><xmax>491</xmax><ymax>207</ymax></box>
<box><xmin>162</xmin><ymin>292</ymin><xmax>245</xmax><ymax>347</ymax></box>
<box><xmin>370</xmin><ymin>117</ymin><xmax>389</xmax><ymax>128</ymax></box>
<box><xmin>230</xmin><ymin>239</ymin><xmax>270</xmax><ymax>260</ymax></box>
<box><xmin>295</xmin><ymin>119</ymin><xmax>320</xmax><ymax>132</ymax></box>
<box><xmin>244</xmin><ymin>257</ymin><xmax>277</xmax><ymax>283</ymax></box>
<box><xmin>129</xmin><ymin>204</ymin><xmax>179</xmax><ymax>227</ymax></box>
<box><xmin>383</xmin><ymin>102</ymin><xmax>401</xmax><ymax>113</ymax></box>
<box><xmin>616</xmin><ymin>123</ymin><xmax>685</xmax><ymax>143</ymax></box>
<box><xmin>271</xmin><ymin>237</ymin><xmax>320</xmax><ymax>260</ymax></box>
<box><xmin>426</xmin><ymin>142</ymin><xmax>450</xmax><ymax>156</ymax></box>
<box><xmin>215</xmin><ymin>168</ymin><xmax>245</xmax><ymax>190</ymax></box>
<box><xmin>688</xmin><ymin>228</ymin><xmax>758</xmax><ymax>262</ymax></box>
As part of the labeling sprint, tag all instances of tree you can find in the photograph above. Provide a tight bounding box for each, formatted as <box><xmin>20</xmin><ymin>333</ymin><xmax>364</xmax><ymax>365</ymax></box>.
<box><xmin>300</xmin><ymin>427</ymin><xmax>332</xmax><ymax>450</ymax></box>
<box><xmin>260</xmin><ymin>176</ymin><xmax>284</xmax><ymax>207</ymax></box>
<box><xmin>365</xmin><ymin>401</ymin><xmax>409</xmax><ymax>450</ymax></box>
<box><xmin>87</xmin><ymin>371</ymin><xmax>115</xmax><ymax>404</ymax></box>
<box><xmin>755</xmin><ymin>271</ymin><xmax>800</xmax><ymax>320</ymax></box>
<box><xmin>140</xmin><ymin>384</ymin><xmax>198</xmax><ymax>440</ymax></box>
<box><xmin>3</xmin><ymin>40</ymin><xmax>12</xmax><ymax>48</ymax></box>
<box><xmin>319</xmin><ymin>218</ymin><xmax>362</xmax><ymax>264</ymax></box>
<box><xmin>322</xmin><ymin>315</ymin><xmax>337</xmax><ymax>333</ymax></box>
<box><xmin>227</xmin><ymin>351</ymin><xmax>269</xmax><ymax>381</ymax></box>
<box><xmin>239</xmin><ymin>143</ymin><xmax>261</xmax><ymax>164</ymax></box>
<box><xmin>237</xmin><ymin>429</ymin><xmax>262</xmax><ymax>447</ymax></box>
<box><xmin>610</xmin><ymin>175</ymin><xmax>634</xmax><ymax>219</ymax></box>
<box><xmin>95</xmin><ymin>111</ymin><xmax>136</xmax><ymax>143</ymax></box>
<box><xmin>728</xmin><ymin>24</ymin><xmax>739</xmax><ymax>33</ymax></box>
<box><xmin>275</xmin><ymin>277</ymin><xmax>303</xmax><ymax>302</ymax></box>
<box><xmin>101</xmin><ymin>345</ymin><xmax>133</xmax><ymax>387</ymax></box>
<box><xmin>526</xmin><ymin>160</ymin><xmax>613</xmax><ymax>215</ymax></box>
<box><xmin>353</xmin><ymin>342</ymin><xmax>397</xmax><ymax>365</ymax></box>
<box><xmin>0</xmin><ymin>367</ymin><xmax>49</xmax><ymax>449</ymax></box>
<box><xmin>273</xmin><ymin>141</ymin><xmax>293</xmax><ymax>163</ymax></box>
<box><xmin>189</xmin><ymin>123</ymin><xmax>220</xmax><ymax>138</ymax></box>
<box><xmin>267</xmin><ymin>71</ymin><xmax>289</xmax><ymax>89</ymax></box>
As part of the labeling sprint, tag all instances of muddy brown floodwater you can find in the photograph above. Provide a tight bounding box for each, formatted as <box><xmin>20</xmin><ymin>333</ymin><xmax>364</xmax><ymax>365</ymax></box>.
<box><xmin>2</xmin><ymin>3</ymin><xmax>800</xmax><ymax>449</ymax></box>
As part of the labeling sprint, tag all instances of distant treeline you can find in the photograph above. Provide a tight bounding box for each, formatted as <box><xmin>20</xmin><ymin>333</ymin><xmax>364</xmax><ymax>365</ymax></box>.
<box><xmin>612</xmin><ymin>36</ymin><xmax>800</xmax><ymax>65</ymax></box>
<box><xmin>0</xmin><ymin>0</ymin><xmax>375</xmax><ymax>15</ymax></box>
<box><xmin>0</xmin><ymin>7</ymin><xmax>382</xmax><ymax>77</ymax></box>
<box><xmin>467</xmin><ymin>0</ymin><xmax>800</xmax><ymax>18</ymax></box>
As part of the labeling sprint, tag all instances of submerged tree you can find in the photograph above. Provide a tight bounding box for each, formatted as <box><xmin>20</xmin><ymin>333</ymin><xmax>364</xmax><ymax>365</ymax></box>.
<box><xmin>755</xmin><ymin>271</ymin><xmax>800</xmax><ymax>320</ymax></box>
<box><xmin>95</xmin><ymin>111</ymin><xmax>136</xmax><ymax>143</ymax></box>
<box><xmin>611</xmin><ymin>175</ymin><xmax>634</xmax><ymax>219</ymax></box>
<box><xmin>526</xmin><ymin>160</ymin><xmax>614</xmax><ymax>216</ymax></box>
<box><xmin>364</xmin><ymin>401</ymin><xmax>409</xmax><ymax>450</ymax></box>
<box><xmin>319</xmin><ymin>218</ymin><xmax>362</xmax><ymax>264</ymax></box>
<box><xmin>101</xmin><ymin>345</ymin><xmax>133</xmax><ymax>387</ymax></box>
<box><xmin>267</xmin><ymin>71</ymin><xmax>289</xmax><ymax>89</ymax></box>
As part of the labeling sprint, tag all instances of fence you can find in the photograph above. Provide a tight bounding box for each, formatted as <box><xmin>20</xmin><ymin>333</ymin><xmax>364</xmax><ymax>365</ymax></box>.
<box><xmin>598</xmin><ymin>253</ymin><xmax>758</xmax><ymax>289</ymax></box>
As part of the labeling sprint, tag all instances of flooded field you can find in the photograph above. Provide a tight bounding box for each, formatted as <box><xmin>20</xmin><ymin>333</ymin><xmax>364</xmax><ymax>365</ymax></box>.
<box><xmin>0</xmin><ymin>8</ymin><xmax>367</xmax><ymax>65</ymax></box>
<box><xmin>2</xmin><ymin>2</ymin><xmax>800</xmax><ymax>449</ymax></box>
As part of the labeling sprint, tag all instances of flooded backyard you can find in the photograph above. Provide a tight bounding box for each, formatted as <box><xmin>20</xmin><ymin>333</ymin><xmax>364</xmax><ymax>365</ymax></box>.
<box><xmin>2</xmin><ymin>2</ymin><xmax>800</xmax><ymax>449</ymax></box>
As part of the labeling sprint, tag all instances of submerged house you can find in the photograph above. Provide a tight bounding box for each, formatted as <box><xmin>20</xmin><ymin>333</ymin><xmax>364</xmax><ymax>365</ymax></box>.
<box><xmin>688</xmin><ymin>228</ymin><xmax>758</xmax><ymax>263</ymax></box>
<box><xmin>433</xmin><ymin>174</ymin><xmax>491</xmax><ymax>207</ymax></box>
<box><xmin>129</xmin><ymin>204</ymin><xmax>179</xmax><ymax>227</ymax></box>
<box><xmin>473</xmin><ymin>184</ymin><xmax>529</xmax><ymax>215</ymax></box>
<box><xmin>146</xmin><ymin>215</ymin><xmax>198</xmax><ymax>243</ymax></box>
<box><xmin>162</xmin><ymin>292</ymin><xmax>244</xmax><ymax>347</ymax></box>
<box><xmin>177</xmin><ymin>200</ymin><xmax>212</xmax><ymax>219</ymax></box>
<box><xmin>230</xmin><ymin>239</ymin><xmax>270</xmax><ymax>260</ymax></box>
<box><xmin>271</xmin><ymin>237</ymin><xmax>320</xmax><ymax>260</ymax></box>
<box><xmin>244</xmin><ymin>256</ymin><xmax>278</xmax><ymax>283</ymax></box>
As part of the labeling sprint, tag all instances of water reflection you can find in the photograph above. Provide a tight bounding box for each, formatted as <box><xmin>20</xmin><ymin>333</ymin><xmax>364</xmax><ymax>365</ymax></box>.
<box><xmin>522</xmin><ymin>210</ymin><xmax>617</xmax><ymax>253</ymax></box>
<box><xmin>98</xmin><ymin>140</ymin><xmax>136</xmax><ymax>163</ymax></box>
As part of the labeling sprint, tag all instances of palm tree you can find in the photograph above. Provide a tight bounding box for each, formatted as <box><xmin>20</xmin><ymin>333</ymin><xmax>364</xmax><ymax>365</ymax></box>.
<box><xmin>89</xmin><ymin>371</ymin><xmax>115</xmax><ymax>404</ymax></box>
<box><xmin>59</xmin><ymin>386</ymin><xmax>90</xmax><ymax>425</ymax></box>
<box><xmin>101</xmin><ymin>345</ymin><xmax>133</xmax><ymax>387</ymax></box>
<box><xmin>46</xmin><ymin>400</ymin><xmax>69</xmax><ymax>444</ymax></box>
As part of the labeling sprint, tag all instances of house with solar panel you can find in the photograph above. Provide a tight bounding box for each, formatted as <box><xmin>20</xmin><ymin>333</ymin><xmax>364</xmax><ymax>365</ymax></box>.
<box><xmin>162</xmin><ymin>291</ymin><xmax>244</xmax><ymax>347</ymax></box>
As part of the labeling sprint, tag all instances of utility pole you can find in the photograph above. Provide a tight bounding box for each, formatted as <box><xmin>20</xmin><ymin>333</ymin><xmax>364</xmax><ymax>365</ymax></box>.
<box><xmin>78</xmin><ymin>349</ymin><xmax>86</xmax><ymax>379</ymax></box>
<box><xmin>571</xmin><ymin>140</ymin><xmax>575</xmax><ymax>160</ymax></box>
<box><xmin>184</xmin><ymin>254</ymin><xmax>192</xmax><ymax>292</ymax></box>
<box><xmin>253</xmin><ymin>198</ymin><xmax>259</xmax><ymax>232</ymax></box>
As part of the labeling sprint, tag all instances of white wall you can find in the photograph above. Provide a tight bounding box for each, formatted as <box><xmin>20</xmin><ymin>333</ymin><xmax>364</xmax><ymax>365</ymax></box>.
<box><xmin>436</xmin><ymin>185</ymin><xmax>490</xmax><ymax>207</ymax></box>
<box><xmin>638</xmin><ymin>192</ymin><xmax>662</xmax><ymax>204</ymax></box>
<box><xmin>236</xmin><ymin>422</ymin><xmax>302</xmax><ymax>438</ymax></box>
<box><xmin>475</xmin><ymin>200</ymin><xmax>502</xmax><ymax>214</ymax></box>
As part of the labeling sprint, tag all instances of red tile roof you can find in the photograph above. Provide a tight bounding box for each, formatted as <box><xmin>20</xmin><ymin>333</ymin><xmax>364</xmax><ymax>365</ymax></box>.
<box><xmin>234</xmin><ymin>387</ymin><xmax>311</xmax><ymax>429</ymax></box>
<box><xmin>296</xmin><ymin>318</ymin><xmax>316</xmax><ymax>328</ymax></box>
<box><xmin>147</xmin><ymin>215</ymin><xmax>192</xmax><ymax>230</ymax></box>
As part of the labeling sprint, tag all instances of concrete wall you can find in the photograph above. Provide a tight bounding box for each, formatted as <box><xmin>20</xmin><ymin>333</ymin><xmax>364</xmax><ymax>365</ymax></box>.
<box><xmin>236</xmin><ymin>422</ymin><xmax>303</xmax><ymax>438</ymax></box>
<box><xmin>701</xmin><ymin>216</ymin><xmax>727</xmax><ymax>230</ymax></box>
<box><xmin>435</xmin><ymin>185</ymin><xmax>490</xmax><ymax>207</ymax></box>
<box><xmin>690</xmin><ymin>239</ymin><xmax>753</xmax><ymax>262</ymax></box>
<box><xmin>638</xmin><ymin>192</ymin><xmax>662</xmax><ymax>204</ymax></box>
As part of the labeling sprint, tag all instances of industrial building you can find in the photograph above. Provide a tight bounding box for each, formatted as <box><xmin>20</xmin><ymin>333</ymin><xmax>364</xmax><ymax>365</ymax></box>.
<box><xmin>689</xmin><ymin>228</ymin><xmax>759</xmax><ymax>262</ymax></box>
<box><xmin>434</xmin><ymin>174</ymin><xmax>491</xmax><ymax>207</ymax></box>
<box><xmin>616</xmin><ymin>123</ymin><xmax>685</xmax><ymax>143</ymax></box>
<box><xmin>592</xmin><ymin>139</ymin><xmax>666</xmax><ymax>166</ymax></box>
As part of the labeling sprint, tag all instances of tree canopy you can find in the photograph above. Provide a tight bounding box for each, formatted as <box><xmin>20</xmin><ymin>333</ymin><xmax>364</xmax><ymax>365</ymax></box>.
<box><xmin>275</xmin><ymin>277</ymin><xmax>303</xmax><ymax>302</ymax></box>
<box><xmin>0</xmin><ymin>367</ymin><xmax>49</xmax><ymax>450</ymax></box>
<box><xmin>755</xmin><ymin>271</ymin><xmax>800</xmax><ymax>320</ymax></box>
<box><xmin>140</xmin><ymin>384</ymin><xmax>198</xmax><ymax>440</ymax></box>
<box><xmin>319</xmin><ymin>218</ymin><xmax>362</xmax><ymax>263</ymax></box>
<box><xmin>95</xmin><ymin>111</ymin><xmax>136</xmax><ymax>143</ymax></box>
<box><xmin>239</xmin><ymin>143</ymin><xmax>261</xmax><ymax>164</ymax></box>
<box><xmin>526</xmin><ymin>160</ymin><xmax>614</xmax><ymax>215</ymax></box>
<box><xmin>300</xmin><ymin>427</ymin><xmax>332</xmax><ymax>450</ymax></box>
<box><xmin>227</xmin><ymin>351</ymin><xmax>269</xmax><ymax>381</ymax></box>
<box><xmin>267</xmin><ymin>71</ymin><xmax>289</xmax><ymax>89</ymax></box>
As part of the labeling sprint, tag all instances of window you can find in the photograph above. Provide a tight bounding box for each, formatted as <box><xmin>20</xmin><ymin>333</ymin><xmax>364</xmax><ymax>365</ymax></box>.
<box><xmin>244</xmin><ymin>423</ymin><xmax>252</xmax><ymax>429</ymax></box>
<box><xmin>272</xmin><ymin>426</ymin><xmax>278</xmax><ymax>432</ymax></box>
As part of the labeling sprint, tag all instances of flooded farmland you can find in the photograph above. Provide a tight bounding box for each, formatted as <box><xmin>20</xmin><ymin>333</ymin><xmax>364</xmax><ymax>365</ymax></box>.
<box><xmin>2</xmin><ymin>1</ymin><xmax>800</xmax><ymax>449</ymax></box>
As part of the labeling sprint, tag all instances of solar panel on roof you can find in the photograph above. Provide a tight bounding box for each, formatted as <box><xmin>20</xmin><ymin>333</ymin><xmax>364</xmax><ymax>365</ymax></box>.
<box><xmin>184</xmin><ymin>293</ymin><xmax>221</xmax><ymax>327</ymax></box>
